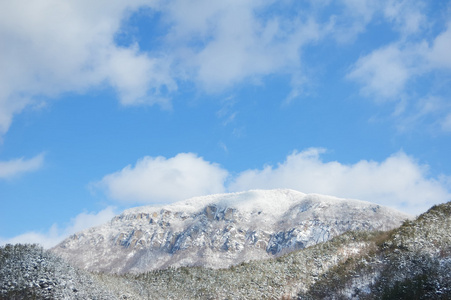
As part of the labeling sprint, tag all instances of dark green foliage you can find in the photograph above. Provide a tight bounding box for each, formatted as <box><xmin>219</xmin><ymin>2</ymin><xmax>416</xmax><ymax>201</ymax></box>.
<box><xmin>382</xmin><ymin>274</ymin><xmax>434</xmax><ymax>300</ymax></box>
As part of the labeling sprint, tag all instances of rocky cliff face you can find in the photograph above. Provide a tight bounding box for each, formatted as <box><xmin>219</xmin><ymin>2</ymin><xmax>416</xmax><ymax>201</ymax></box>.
<box><xmin>51</xmin><ymin>189</ymin><xmax>410</xmax><ymax>274</ymax></box>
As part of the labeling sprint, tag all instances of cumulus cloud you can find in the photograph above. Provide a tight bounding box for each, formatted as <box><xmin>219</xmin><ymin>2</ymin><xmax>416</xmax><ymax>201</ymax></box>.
<box><xmin>0</xmin><ymin>0</ymin><xmax>325</xmax><ymax>135</ymax></box>
<box><xmin>0</xmin><ymin>153</ymin><xmax>45</xmax><ymax>179</ymax></box>
<box><xmin>0</xmin><ymin>0</ymin><xmax>174</xmax><ymax>134</ymax></box>
<box><xmin>97</xmin><ymin>149</ymin><xmax>450</xmax><ymax>215</ymax></box>
<box><xmin>228</xmin><ymin>148</ymin><xmax>450</xmax><ymax>215</ymax></box>
<box><xmin>97</xmin><ymin>153</ymin><xmax>228</xmax><ymax>204</ymax></box>
<box><xmin>3</xmin><ymin>149</ymin><xmax>448</xmax><ymax>247</ymax></box>
<box><xmin>1</xmin><ymin>0</ymin><xmax>444</xmax><ymax>136</ymax></box>
<box><xmin>0</xmin><ymin>207</ymin><xmax>116</xmax><ymax>249</ymax></box>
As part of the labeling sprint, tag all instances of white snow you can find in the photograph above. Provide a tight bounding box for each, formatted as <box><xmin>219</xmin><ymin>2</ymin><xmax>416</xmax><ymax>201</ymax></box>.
<box><xmin>52</xmin><ymin>189</ymin><xmax>411</xmax><ymax>273</ymax></box>
<box><xmin>121</xmin><ymin>189</ymin><xmax>398</xmax><ymax>218</ymax></box>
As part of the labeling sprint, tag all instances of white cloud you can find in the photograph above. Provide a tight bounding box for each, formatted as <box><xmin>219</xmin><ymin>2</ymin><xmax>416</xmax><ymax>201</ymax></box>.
<box><xmin>0</xmin><ymin>0</ymin><xmax>325</xmax><ymax>135</ymax></box>
<box><xmin>0</xmin><ymin>0</ymin><xmax>173</xmax><ymax>134</ymax></box>
<box><xmin>383</xmin><ymin>0</ymin><xmax>426</xmax><ymax>36</ymax></box>
<box><xmin>342</xmin><ymin>0</ymin><xmax>377</xmax><ymax>21</ymax></box>
<box><xmin>228</xmin><ymin>148</ymin><xmax>450</xmax><ymax>215</ymax></box>
<box><xmin>347</xmin><ymin>21</ymin><xmax>451</xmax><ymax>129</ymax></box>
<box><xmin>348</xmin><ymin>22</ymin><xmax>451</xmax><ymax>101</ymax></box>
<box><xmin>161</xmin><ymin>0</ymin><xmax>321</xmax><ymax>92</ymax></box>
<box><xmin>106</xmin><ymin>46</ymin><xmax>176</xmax><ymax>108</ymax></box>
<box><xmin>394</xmin><ymin>96</ymin><xmax>451</xmax><ymax>132</ymax></box>
<box><xmin>427</xmin><ymin>23</ymin><xmax>451</xmax><ymax>69</ymax></box>
<box><xmin>347</xmin><ymin>43</ymin><xmax>421</xmax><ymax>100</ymax></box>
<box><xmin>325</xmin><ymin>0</ymin><xmax>424</xmax><ymax>43</ymax></box>
<box><xmin>342</xmin><ymin>2</ymin><xmax>450</xmax><ymax>130</ymax></box>
<box><xmin>0</xmin><ymin>207</ymin><xmax>116</xmax><ymax>249</ymax></box>
<box><xmin>337</xmin><ymin>0</ymin><xmax>378</xmax><ymax>40</ymax></box>
<box><xmin>0</xmin><ymin>153</ymin><xmax>45</xmax><ymax>179</ymax></box>
<box><xmin>337</xmin><ymin>0</ymin><xmax>426</xmax><ymax>39</ymax></box>
<box><xmin>1</xmin><ymin>0</ymin><xmax>441</xmax><ymax>136</ymax></box>
<box><xmin>97</xmin><ymin>153</ymin><xmax>228</xmax><ymax>204</ymax></box>
<box><xmin>96</xmin><ymin>149</ymin><xmax>450</xmax><ymax>215</ymax></box>
<box><xmin>2</xmin><ymin>149</ymin><xmax>447</xmax><ymax>247</ymax></box>
<box><xmin>441</xmin><ymin>113</ymin><xmax>451</xmax><ymax>132</ymax></box>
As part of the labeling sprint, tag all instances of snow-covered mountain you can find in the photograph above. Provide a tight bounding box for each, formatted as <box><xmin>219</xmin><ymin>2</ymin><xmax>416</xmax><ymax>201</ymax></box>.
<box><xmin>51</xmin><ymin>189</ymin><xmax>410</xmax><ymax>274</ymax></box>
<box><xmin>3</xmin><ymin>200</ymin><xmax>449</xmax><ymax>299</ymax></box>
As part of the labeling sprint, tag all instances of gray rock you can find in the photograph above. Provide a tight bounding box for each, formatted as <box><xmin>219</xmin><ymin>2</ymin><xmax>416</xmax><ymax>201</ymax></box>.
<box><xmin>51</xmin><ymin>189</ymin><xmax>410</xmax><ymax>274</ymax></box>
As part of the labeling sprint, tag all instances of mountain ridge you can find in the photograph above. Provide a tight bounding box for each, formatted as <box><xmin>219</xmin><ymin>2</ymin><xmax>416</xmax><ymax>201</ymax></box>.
<box><xmin>51</xmin><ymin>189</ymin><xmax>410</xmax><ymax>273</ymax></box>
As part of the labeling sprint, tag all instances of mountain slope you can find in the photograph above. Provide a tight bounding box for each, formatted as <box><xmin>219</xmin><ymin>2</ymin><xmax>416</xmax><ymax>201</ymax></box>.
<box><xmin>96</xmin><ymin>201</ymin><xmax>450</xmax><ymax>299</ymax></box>
<box><xmin>2</xmin><ymin>201</ymin><xmax>448</xmax><ymax>299</ymax></box>
<box><xmin>299</xmin><ymin>201</ymin><xmax>451</xmax><ymax>299</ymax></box>
<box><xmin>51</xmin><ymin>189</ymin><xmax>409</xmax><ymax>273</ymax></box>
<box><xmin>0</xmin><ymin>244</ymin><xmax>124</xmax><ymax>299</ymax></box>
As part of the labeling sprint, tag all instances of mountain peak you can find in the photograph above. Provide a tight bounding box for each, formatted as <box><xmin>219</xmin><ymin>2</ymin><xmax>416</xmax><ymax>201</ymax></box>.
<box><xmin>122</xmin><ymin>189</ymin><xmax>305</xmax><ymax>216</ymax></box>
<box><xmin>52</xmin><ymin>189</ymin><xmax>410</xmax><ymax>273</ymax></box>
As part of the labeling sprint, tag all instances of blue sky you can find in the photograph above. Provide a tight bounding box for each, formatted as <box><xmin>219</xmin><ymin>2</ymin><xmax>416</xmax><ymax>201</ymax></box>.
<box><xmin>1</xmin><ymin>0</ymin><xmax>451</xmax><ymax>248</ymax></box>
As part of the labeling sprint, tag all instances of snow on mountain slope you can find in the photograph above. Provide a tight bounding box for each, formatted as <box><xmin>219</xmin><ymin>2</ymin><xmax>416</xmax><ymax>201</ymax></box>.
<box><xmin>51</xmin><ymin>189</ymin><xmax>411</xmax><ymax>274</ymax></box>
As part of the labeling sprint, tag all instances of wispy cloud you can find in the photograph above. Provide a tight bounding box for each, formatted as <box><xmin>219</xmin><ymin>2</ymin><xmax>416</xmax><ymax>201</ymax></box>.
<box><xmin>160</xmin><ymin>0</ymin><xmax>323</xmax><ymax>93</ymax></box>
<box><xmin>346</xmin><ymin>25</ymin><xmax>451</xmax><ymax>101</ymax></box>
<box><xmin>442</xmin><ymin>113</ymin><xmax>451</xmax><ymax>132</ymax></box>
<box><xmin>0</xmin><ymin>153</ymin><xmax>45</xmax><ymax>179</ymax></box>
<box><xmin>347</xmin><ymin>43</ymin><xmax>417</xmax><ymax>100</ymax></box>
<box><xmin>0</xmin><ymin>207</ymin><xmax>116</xmax><ymax>249</ymax></box>
<box><xmin>347</xmin><ymin>22</ymin><xmax>451</xmax><ymax>131</ymax></box>
<box><xmin>394</xmin><ymin>96</ymin><xmax>451</xmax><ymax>132</ymax></box>
<box><xmin>382</xmin><ymin>0</ymin><xmax>426</xmax><ymax>36</ymax></box>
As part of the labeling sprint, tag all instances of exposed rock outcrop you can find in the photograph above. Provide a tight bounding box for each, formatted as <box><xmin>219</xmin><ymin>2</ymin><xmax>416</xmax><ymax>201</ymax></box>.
<box><xmin>51</xmin><ymin>189</ymin><xmax>410</xmax><ymax>274</ymax></box>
